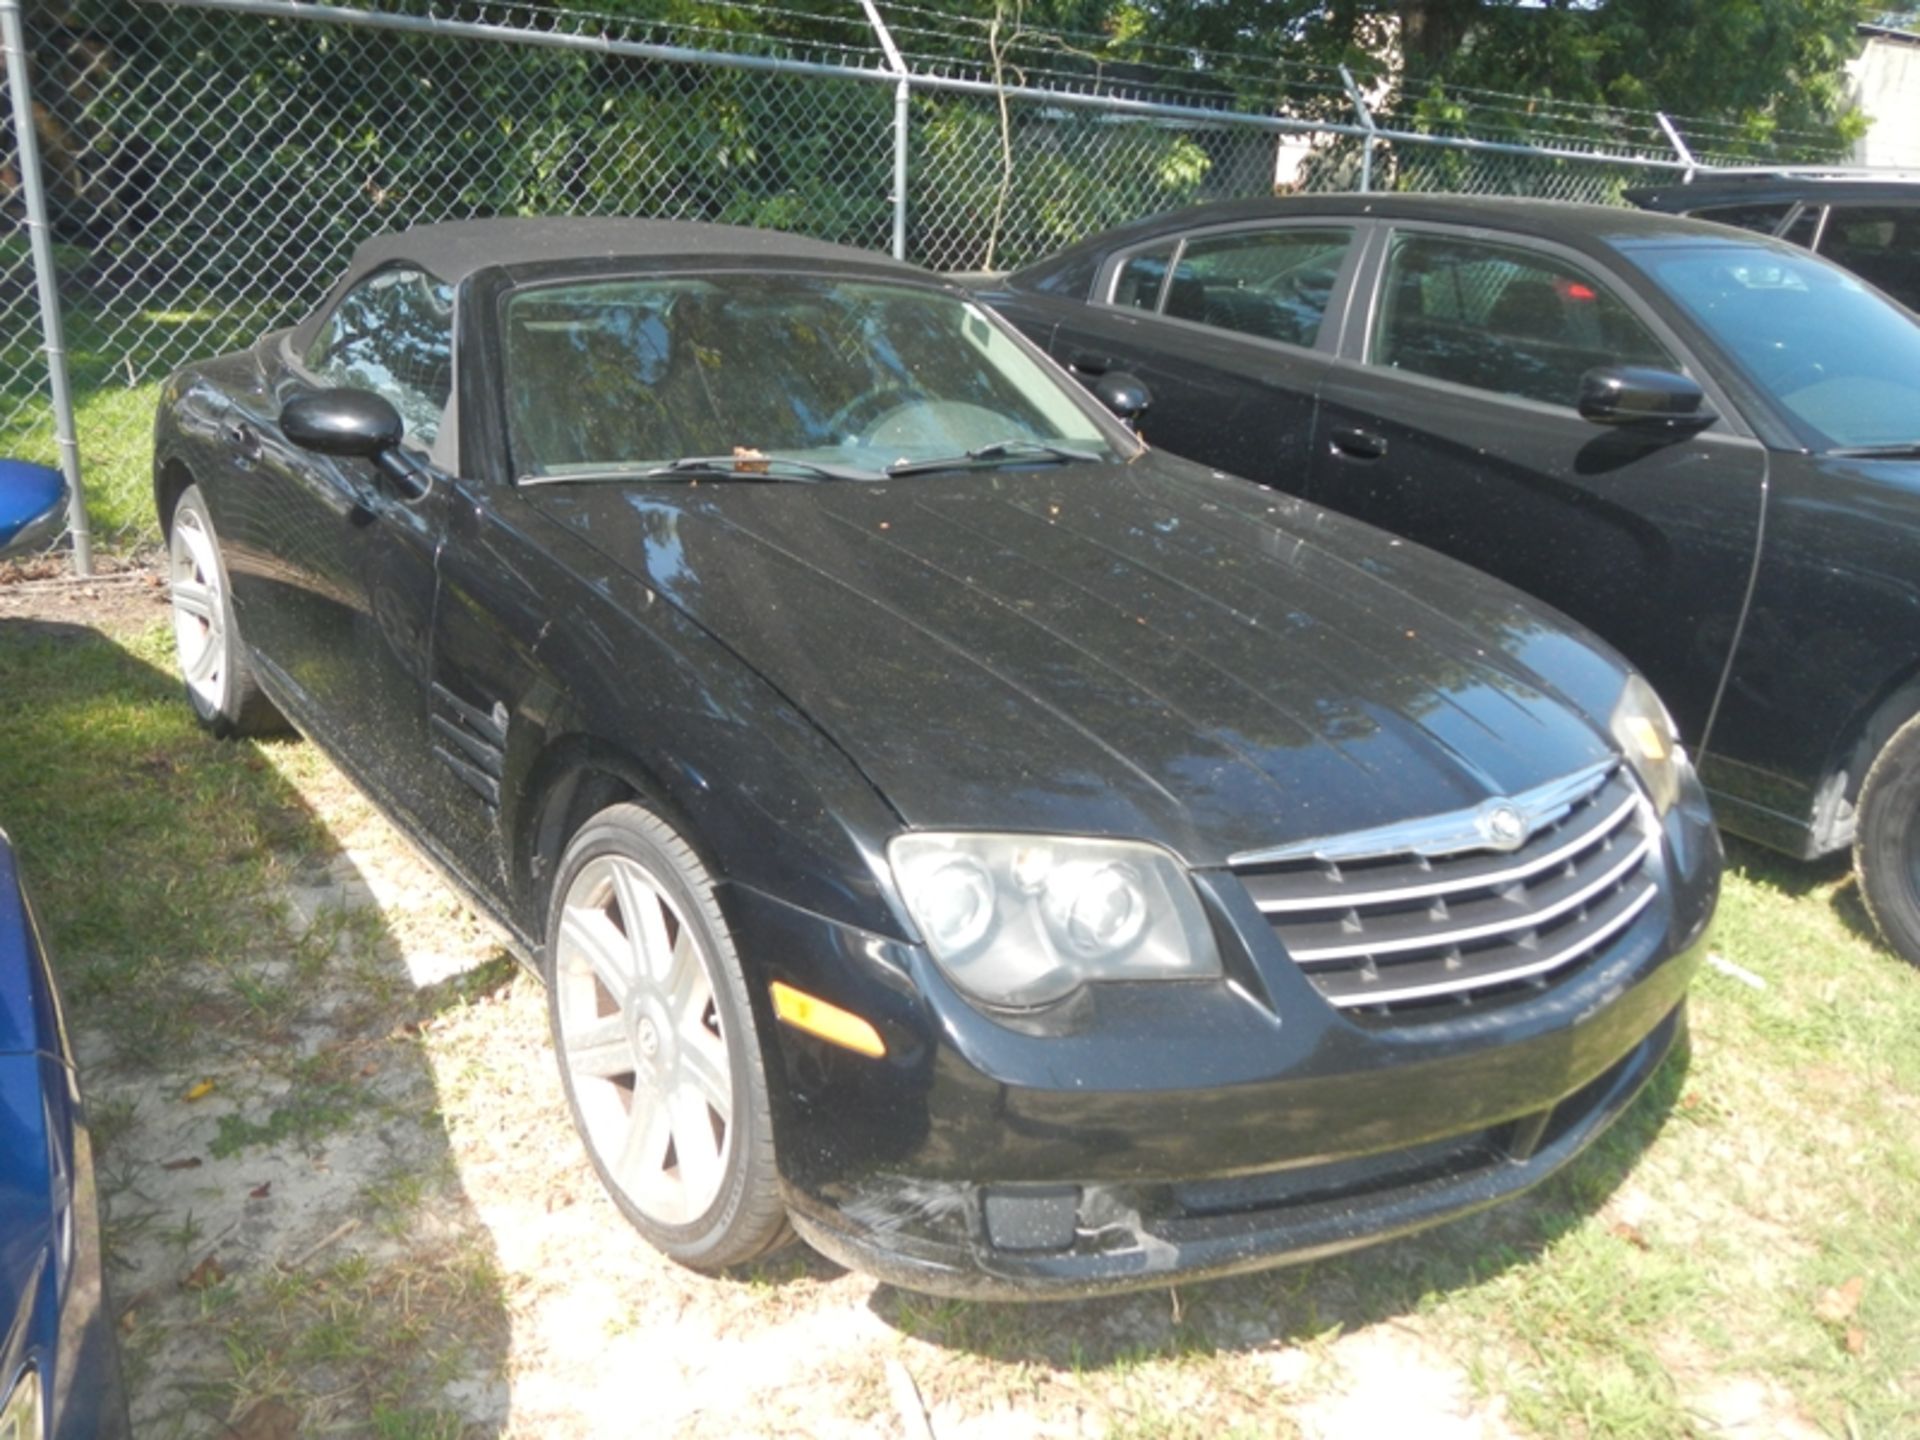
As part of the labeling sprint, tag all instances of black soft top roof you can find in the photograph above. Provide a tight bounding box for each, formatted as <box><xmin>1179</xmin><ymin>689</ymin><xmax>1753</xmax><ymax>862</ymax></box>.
<box><xmin>291</xmin><ymin>216</ymin><xmax>921</xmax><ymax>354</ymax></box>
<box><xmin>348</xmin><ymin>216</ymin><xmax>915</xmax><ymax>284</ymax></box>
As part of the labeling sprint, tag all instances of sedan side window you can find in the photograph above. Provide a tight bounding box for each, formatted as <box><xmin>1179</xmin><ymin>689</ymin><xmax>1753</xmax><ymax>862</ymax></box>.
<box><xmin>1815</xmin><ymin>205</ymin><xmax>1920</xmax><ymax>309</ymax></box>
<box><xmin>1689</xmin><ymin>202</ymin><xmax>1795</xmax><ymax>237</ymax></box>
<box><xmin>1370</xmin><ymin>233</ymin><xmax>1677</xmax><ymax>408</ymax></box>
<box><xmin>1161</xmin><ymin>227</ymin><xmax>1351</xmax><ymax>346</ymax></box>
<box><xmin>1111</xmin><ymin>246</ymin><xmax>1174</xmax><ymax>310</ymax></box>
<box><xmin>305</xmin><ymin>267</ymin><xmax>455</xmax><ymax>448</ymax></box>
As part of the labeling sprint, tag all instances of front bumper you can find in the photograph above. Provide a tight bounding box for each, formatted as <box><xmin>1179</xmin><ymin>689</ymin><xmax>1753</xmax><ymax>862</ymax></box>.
<box><xmin>786</xmin><ymin>1003</ymin><xmax>1683</xmax><ymax>1299</ymax></box>
<box><xmin>725</xmin><ymin>791</ymin><xmax>1716</xmax><ymax>1300</ymax></box>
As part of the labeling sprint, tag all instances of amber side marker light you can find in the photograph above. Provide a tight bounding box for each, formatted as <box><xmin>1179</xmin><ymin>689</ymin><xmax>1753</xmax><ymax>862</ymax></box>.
<box><xmin>770</xmin><ymin>981</ymin><xmax>887</xmax><ymax>1058</ymax></box>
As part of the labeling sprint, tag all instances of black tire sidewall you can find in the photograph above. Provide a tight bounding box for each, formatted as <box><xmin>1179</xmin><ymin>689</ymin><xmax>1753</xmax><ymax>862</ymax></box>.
<box><xmin>542</xmin><ymin>803</ymin><xmax>784</xmax><ymax>1268</ymax></box>
<box><xmin>1855</xmin><ymin>713</ymin><xmax>1920</xmax><ymax>967</ymax></box>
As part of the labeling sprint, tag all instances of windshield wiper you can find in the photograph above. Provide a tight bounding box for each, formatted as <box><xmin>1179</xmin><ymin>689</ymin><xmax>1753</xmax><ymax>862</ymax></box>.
<box><xmin>521</xmin><ymin>455</ymin><xmax>883</xmax><ymax>487</ymax></box>
<box><xmin>885</xmin><ymin>438</ymin><xmax>1104</xmax><ymax>478</ymax></box>
<box><xmin>1826</xmin><ymin>443</ymin><xmax>1920</xmax><ymax>459</ymax></box>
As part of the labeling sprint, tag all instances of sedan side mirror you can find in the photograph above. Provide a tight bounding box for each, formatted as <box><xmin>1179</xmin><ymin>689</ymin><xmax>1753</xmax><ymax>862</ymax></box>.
<box><xmin>1578</xmin><ymin>366</ymin><xmax>1717</xmax><ymax>434</ymax></box>
<box><xmin>281</xmin><ymin>388</ymin><xmax>429</xmax><ymax>497</ymax></box>
<box><xmin>1093</xmin><ymin>371</ymin><xmax>1152</xmax><ymax>428</ymax></box>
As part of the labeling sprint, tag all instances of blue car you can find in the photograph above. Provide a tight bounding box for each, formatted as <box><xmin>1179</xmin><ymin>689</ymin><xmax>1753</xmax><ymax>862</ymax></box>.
<box><xmin>0</xmin><ymin>835</ymin><xmax>129</xmax><ymax>1437</ymax></box>
<box><xmin>0</xmin><ymin>462</ymin><xmax>66</xmax><ymax>557</ymax></box>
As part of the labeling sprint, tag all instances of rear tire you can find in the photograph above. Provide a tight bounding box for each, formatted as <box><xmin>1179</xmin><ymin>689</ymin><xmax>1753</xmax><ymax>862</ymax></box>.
<box><xmin>1853</xmin><ymin>712</ymin><xmax>1920</xmax><ymax>967</ymax></box>
<box><xmin>166</xmin><ymin>484</ymin><xmax>285</xmax><ymax>738</ymax></box>
<box><xmin>544</xmin><ymin>802</ymin><xmax>791</xmax><ymax>1270</ymax></box>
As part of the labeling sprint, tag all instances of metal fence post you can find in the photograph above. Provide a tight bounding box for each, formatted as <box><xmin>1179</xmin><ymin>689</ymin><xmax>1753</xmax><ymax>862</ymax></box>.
<box><xmin>858</xmin><ymin>0</ymin><xmax>910</xmax><ymax>260</ymax></box>
<box><xmin>1339</xmin><ymin>66</ymin><xmax>1378</xmax><ymax>193</ymax></box>
<box><xmin>1656</xmin><ymin>112</ymin><xmax>1698</xmax><ymax>182</ymax></box>
<box><xmin>1</xmin><ymin>0</ymin><xmax>90</xmax><ymax>574</ymax></box>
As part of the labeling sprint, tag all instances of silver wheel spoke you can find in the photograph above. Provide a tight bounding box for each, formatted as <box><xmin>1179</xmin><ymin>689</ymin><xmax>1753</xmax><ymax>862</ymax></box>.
<box><xmin>560</xmin><ymin>907</ymin><xmax>637</xmax><ymax>1010</ymax></box>
<box><xmin>668</xmin><ymin>1084</ymin><xmax>724</xmax><ymax>1202</ymax></box>
<box><xmin>616</xmin><ymin>866</ymin><xmax>676</xmax><ymax>985</ymax></box>
<box><xmin>658</xmin><ymin>925</ymin><xmax>698</xmax><ymax>999</ymax></box>
<box><xmin>615</xmin><ymin>1093</ymin><xmax>676</xmax><ymax>1203</ymax></box>
<box><xmin>171</xmin><ymin>579</ymin><xmax>216</xmax><ymax>622</ymax></box>
<box><xmin>564</xmin><ymin>1014</ymin><xmax>633</xmax><ymax>1081</ymax></box>
<box><xmin>677</xmin><ymin>1034</ymin><xmax>731</xmax><ymax>1118</ymax></box>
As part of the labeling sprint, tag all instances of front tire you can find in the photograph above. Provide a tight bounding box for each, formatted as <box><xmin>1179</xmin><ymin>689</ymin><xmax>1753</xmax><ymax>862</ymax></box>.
<box><xmin>545</xmin><ymin>803</ymin><xmax>790</xmax><ymax>1269</ymax></box>
<box><xmin>1854</xmin><ymin>712</ymin><xmax>1920</xmax><ymax>967</ymax></box>
<box><xmin>166</xmin><ymin>484</ymin><xmax>284</xmax><ymax>738</ymax></box>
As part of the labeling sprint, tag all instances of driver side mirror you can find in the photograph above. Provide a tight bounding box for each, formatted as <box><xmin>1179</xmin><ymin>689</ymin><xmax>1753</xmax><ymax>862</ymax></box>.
<box><xmin>1578</xmin><ymin>366</ymin><xmax>1717</xmax><ymax>434</ymax></box>
<box><xmin>281</xmin><ymin>388</ymin><xmax>429</xmax><ymax>497</ymax></box>
<box><xmin>1092</xmin><ymin>371</ymin><xmax>1152</xmax><ymax>429</ymax></box>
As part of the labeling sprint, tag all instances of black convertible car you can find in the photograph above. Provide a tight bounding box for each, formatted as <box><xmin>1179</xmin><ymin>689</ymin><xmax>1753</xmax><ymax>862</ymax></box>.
<box><xmin>978</xmin><ymin>194</ymin><xmax>1920</xmax><ymax>966</ymax></box>
<box><xmin>154</xmin><ymin>218</ymin><xmax>1718</xmax><ymax>1298</ymax></box>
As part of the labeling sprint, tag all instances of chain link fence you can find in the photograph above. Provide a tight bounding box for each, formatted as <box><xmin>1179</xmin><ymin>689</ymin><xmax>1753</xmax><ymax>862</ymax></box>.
<box><xmin>0</xmin><ymin>0</ymin><xmax>1847</xmax><ymax>564</ymax></box>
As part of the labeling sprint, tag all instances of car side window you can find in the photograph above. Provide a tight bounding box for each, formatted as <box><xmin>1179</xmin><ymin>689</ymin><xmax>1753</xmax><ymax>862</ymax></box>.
<box><xmin>1689</xmin><ymin>202</ymin><xmax>1794</xmax><ymax>236</ymax></box>
<box><xmin>1159</xmin><ymin>227</ymin><xmax>1351</xmax><ymax>346</ymax></box>
<box><xmin>305</xmin><ymin>267</ymin><xmax>455</xmax><ymax>448</ymax></box>
<box><xmin>1816</xmin><ymin>205</ymin><xmax>1920</xmax><ymax>309</ymax></box>
<box><xmin>1111</xmin><ymin>246</ymin><xmax>1174</xmax><ymax>310</ymax></box>
<box><xmin>1779</xmin><ymin>204</ymin><xmax>1824</xmax><ymax>248</ymax></box>
<box><xmin>1370</xmin><ymin>233</ymin><xmax>1678</xmax><ymax>408</ymax></box>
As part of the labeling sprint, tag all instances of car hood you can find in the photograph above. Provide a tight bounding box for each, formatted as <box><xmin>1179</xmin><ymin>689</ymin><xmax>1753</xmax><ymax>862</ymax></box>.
<box><xmin>524</xmin><ymin>457</ymin><xmax>1625</xmax><ymax>864</ymax></box>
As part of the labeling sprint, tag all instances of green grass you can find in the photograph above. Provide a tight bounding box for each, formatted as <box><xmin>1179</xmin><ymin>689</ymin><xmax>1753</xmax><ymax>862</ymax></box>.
<box><xmin>0</xmin><ymin>620</ymin><xmax>512</xmax><ymax>1434</ymax></box>
<box><xmin>0</xmin><ymin>622</ymin><xmax>331</xmax><ymax>1058</ymax></box>
<box><xmin>0</xmin><ymin>296</ymin><xmax>260</xmax><ymax>549</ymax></box>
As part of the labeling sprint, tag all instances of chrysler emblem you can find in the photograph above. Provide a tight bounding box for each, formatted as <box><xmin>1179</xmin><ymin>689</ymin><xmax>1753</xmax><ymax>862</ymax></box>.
<box><xmin>1478</xmin><ymin>800</ymin><xmax>1529</xmax><ymax>852</ymax></box>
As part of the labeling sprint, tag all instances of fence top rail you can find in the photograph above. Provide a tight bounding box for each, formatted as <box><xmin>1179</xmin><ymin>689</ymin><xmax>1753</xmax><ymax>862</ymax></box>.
<box><xmin>141</xmin><ymin>0</ymin><xmax>1698</xmax><ymax>170</ymax></box>
<box><xmin>142</xmin><ymin>0</ymin><xmax>1827</xmax><ymax>168</ymax></box>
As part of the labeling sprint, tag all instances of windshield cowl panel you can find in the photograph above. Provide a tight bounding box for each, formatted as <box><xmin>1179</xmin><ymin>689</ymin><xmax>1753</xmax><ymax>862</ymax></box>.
<box><xmin>503</xmin><ymin>272</ymin><xmax>1128</xmax><ymax>483</ymax></box>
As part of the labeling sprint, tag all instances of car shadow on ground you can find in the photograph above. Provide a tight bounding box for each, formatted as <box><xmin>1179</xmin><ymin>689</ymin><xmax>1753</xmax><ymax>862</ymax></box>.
<box><xmin>860</xmin><ymin>1014</ymin><xmax>1692</xmax><ymax>1370</ymax></box>
<box><xmin>0</xmin><ymin>617</ymin><xmax>514</xmax><ymax>1436</ymax></box>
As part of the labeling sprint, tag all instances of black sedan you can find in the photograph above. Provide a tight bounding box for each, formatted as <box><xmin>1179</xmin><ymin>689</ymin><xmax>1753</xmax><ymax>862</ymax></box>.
<box><xmin>153</xmin><ymin>218</ymin><xmax>1718</xmax><ymax>1298</ymax></box>
<box><xmin>979</xmin><ymin>194</ymin><xmax>1920</xmax><ymax>967</ymax></box>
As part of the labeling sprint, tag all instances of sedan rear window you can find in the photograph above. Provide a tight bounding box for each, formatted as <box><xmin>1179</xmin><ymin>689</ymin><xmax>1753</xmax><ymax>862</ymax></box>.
<box><xmin>1622</xmin><ymin>238</ymin><xmax>1920</xmax><ymax>449</ymax></box>
<box><xmin>1160</xmin><ymin>227</ymin><xmax>1350</xmax><ymax>346</ymax></box>
<box><xmin>503</xmin><ymin>275</ymin><xmax>1116</xmax><ymax>479</ymax></box>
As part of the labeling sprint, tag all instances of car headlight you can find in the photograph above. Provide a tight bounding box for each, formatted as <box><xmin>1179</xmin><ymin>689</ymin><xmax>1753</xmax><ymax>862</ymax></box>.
<box><xmin>888</xmin><ymin>833</ymin><xmax>1221</xmax><ymax>1008</ymax></box>
<box><xmin>1610</xmin><ymin>673</ymin><xmax>1689</xmax><ymax>815</ymax></box>
<box><xmin>0</xmin><ymin>1365</ymin><xmax>39</xmax><ymax>1440</ymax></box>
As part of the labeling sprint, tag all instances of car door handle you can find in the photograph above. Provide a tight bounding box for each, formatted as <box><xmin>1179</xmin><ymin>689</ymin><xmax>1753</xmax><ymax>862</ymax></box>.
<box><xmin>225</xmin><ymin>422</ymin><xmax>263</xmax><ymax>461</ymax></box>
<box><xmin>1329</xmin><ymin>426</ymin><xmax>1388</xmax><ymax>461</ymax></box>
<box><xmin>1068</xmin><ymin>350</ymin><xmax>1114</xmax><ymax>376</ymax></box>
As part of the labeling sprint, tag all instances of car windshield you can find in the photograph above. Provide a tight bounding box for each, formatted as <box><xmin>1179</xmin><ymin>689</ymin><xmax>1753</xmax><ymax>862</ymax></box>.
<box><xmin>504</xmin><ymin>273</ymin><xmax>1123</xmax><ymax>480</ymax></box>
<box><xmin>1619</xmin><ymin>237</ymin><xmax>1920</xmax><ymax>450</ymax></box>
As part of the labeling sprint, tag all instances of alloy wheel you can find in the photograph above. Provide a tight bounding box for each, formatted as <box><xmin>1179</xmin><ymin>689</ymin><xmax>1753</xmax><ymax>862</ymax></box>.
<box><xmin>168</xmin><ymin>507</ymin><xmax>228</xmax><ymax>715</ymax></box>
<box><xmin>553</xmin><ymin>854</ymin><xmax>735</xmax><ymax>1225</ymax></box>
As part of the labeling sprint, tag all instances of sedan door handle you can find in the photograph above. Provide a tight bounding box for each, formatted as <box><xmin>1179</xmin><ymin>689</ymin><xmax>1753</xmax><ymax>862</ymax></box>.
<box><xmin>1329</xmin><ymin>426</ymin><xmax>1388</xmax><ymax>461</ymax></box>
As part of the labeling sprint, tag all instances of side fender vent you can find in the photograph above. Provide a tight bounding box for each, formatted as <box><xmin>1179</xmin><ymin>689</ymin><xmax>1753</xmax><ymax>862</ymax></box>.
<box><xmin>430</xmin><ymin>682</ymin><xmax>507</xmax><ymax>808</ymax></box>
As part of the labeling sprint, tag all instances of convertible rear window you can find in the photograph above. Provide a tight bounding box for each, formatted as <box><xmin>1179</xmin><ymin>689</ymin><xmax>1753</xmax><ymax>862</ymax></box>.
<box><xmin>503</xmin><ymin>274</ymin><xmax>1115</xmax><ymax>479</ymax></box>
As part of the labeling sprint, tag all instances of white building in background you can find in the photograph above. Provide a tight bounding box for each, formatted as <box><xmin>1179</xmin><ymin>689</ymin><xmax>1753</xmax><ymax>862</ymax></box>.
<box><xmin>1852</xmin><ymin>22</ymin><xmax>1920</xmax><ymax>168</ymax></box>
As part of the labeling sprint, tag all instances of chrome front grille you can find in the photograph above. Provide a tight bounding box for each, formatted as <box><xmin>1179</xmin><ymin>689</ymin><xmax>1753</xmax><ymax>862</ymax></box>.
<box><xmin>1230</xmin><ymin>762</ymin><xmax>1659</xmax><ymax>1016</ymax></box>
